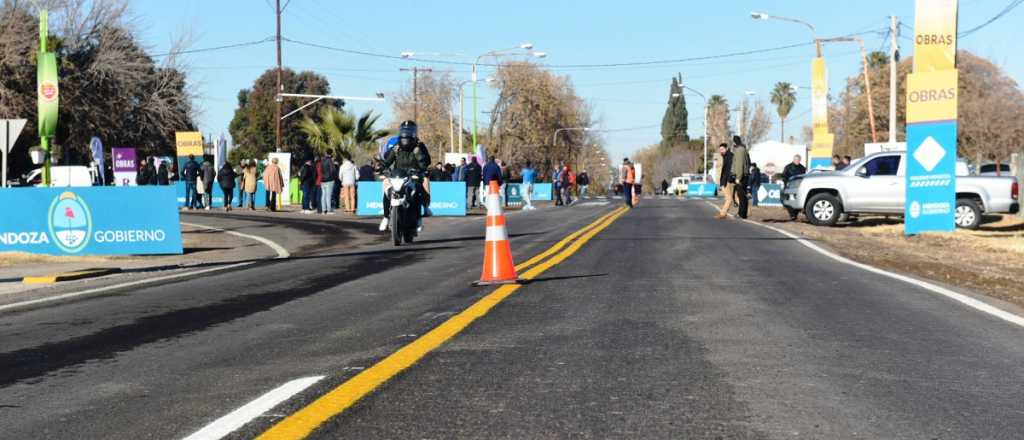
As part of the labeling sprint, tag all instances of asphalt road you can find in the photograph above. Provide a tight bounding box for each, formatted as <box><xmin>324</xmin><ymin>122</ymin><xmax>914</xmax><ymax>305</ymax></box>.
<box><xmin>2</xmin><ymin>198</ymin><xmax>1023</xmax><ymax>439</ymax></box>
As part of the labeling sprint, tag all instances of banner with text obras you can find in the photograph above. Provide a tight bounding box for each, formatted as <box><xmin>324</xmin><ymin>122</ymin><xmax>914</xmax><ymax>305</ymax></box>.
<box><xmin>905</xmin><ymin>0</ymin><xmax>959</xmax><ymax>236</ymax></box>
<box><xmin>809</xmin><ymin>57</ymin><xmax>834</xmax><ymax>170</ymax></box>
<box><xmin>112</xmin><ymin>147</ymin><xmax>137</xmax><ymax>187</ymax></box>
<box><xmin>175</xmin><ymin>132</ymin><xmax>203</xmax><ymax>178</ymax></box>
<box><xmin>0</xmin><ymin>187</ymin><xmax>182</xmax><ymax>256</ymax></box>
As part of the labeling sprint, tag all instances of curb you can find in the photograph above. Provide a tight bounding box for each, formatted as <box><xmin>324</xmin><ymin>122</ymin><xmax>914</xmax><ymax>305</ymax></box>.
<box><xmin>23</xmin><ymin>268</ymin><xmax>123</xmax><ymax>285</ymax></box>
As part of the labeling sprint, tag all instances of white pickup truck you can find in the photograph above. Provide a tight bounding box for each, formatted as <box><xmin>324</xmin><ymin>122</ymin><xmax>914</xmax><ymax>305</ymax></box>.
<box><xmin>783</xmin><ymin>152</ymin><xmax>1020</xmax><ymax>229</ymax></box>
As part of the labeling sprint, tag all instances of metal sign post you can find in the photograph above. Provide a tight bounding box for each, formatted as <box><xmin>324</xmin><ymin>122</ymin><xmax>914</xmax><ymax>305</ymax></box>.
<box><xmin>1</xmin><ymin>119</ymin><xmax>28</xmax><ymax>188</ymax></box>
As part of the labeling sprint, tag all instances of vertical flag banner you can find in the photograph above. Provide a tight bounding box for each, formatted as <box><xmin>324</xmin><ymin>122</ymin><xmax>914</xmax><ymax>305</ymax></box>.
<box><xmin>112</xmin><ymin>148</ymin><xmax>137</xmax><ymax>187</ymax></box>
<box><xmin>89</xmin><ymin>137</ymin><xmax>105</xmax><ymax>185</ymax></box>
<box><xmin>809</xmin><ymin>57</ymin><xmax>834</xmax><ymax>170</ymax></box>
<box><xmin>905</xmin><ymin>0</ymin><xmax>959</xmax><ymax>235</ymax></box>
<box><xmin>37</xmin><ymin>9</ymin><xmax>58</xmax><ymax>185</ymax></box>
<box><xmin>175</xmin><ymin>131</ymin><xmax>203</xmax><ymax>179</ymax></box>
<box><xmin>913</xmin><ymin>0</ymin><xmax>958</xmax><ymax>73</ymax></box>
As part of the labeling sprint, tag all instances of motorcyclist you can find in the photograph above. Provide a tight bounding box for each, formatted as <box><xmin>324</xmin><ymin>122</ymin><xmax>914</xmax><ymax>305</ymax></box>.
<box><xmin>378</xmin><ymin>120</ymin><xmax>431</xmax><ymax>232</ymax></box>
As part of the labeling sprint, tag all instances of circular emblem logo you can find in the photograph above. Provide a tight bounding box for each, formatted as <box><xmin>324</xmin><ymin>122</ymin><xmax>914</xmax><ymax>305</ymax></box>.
<box><xmin>909</xmin><ymin>201</ymin><xmax>922</xmax><ymax>219</ymax></box>
<box><xmin>48</xmin><ymin>192</ymin><xmax>92</xmax><ymax>254</ymax></box>
<box><xmin>40</xmin><ymin>82</ymin><xmax>59</xmax><ymax>102</ymax></box>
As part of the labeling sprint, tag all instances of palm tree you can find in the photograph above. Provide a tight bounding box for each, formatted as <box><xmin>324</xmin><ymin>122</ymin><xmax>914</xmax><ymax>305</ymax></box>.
<box><xmin>770</xmin><ymin>82</ymin><xmax>797</xmax><ymax>142</ymax></box>
<box><xmin>299</xmin><ymin>108</ymin><xmax>390</xmax><ymax>157</ymax></box>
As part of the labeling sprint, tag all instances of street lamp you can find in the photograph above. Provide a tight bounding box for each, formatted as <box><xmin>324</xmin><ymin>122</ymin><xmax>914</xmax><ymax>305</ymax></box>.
<box><xmin>676</xmin><ymin>86</ymin><xmax>710</xmax><ymax>178</ymax></box>
<box><xmin>750</xmin><ymin>11</ymin><xmax>821</xmax><ymax>57</ymax></box>
<box><xmin>472</xmin><ymin>44</ymin><xmax>546</xmax><ymax>151</ymax></box>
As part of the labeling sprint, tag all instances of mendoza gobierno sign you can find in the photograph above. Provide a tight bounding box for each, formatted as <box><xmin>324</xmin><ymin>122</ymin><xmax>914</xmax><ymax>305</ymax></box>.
<box><xmin>0</xmin><ymin>187</ymin><xmax>182</xmax><ymax>255</ymax></box>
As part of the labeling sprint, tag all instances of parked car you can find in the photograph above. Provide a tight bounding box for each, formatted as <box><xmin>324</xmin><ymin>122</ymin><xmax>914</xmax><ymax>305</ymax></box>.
<box><xmin>978</xmin><ymin>163</ymin><xmax>1011</xmax><ymax>177</ymax></box>
<box><xmin>18</xmin><ymin>166</ymin><xmax>96</xmax><ymax>187</ymax></box>
<box><xmin>783</xmin><ymin>152</ymin><xmax>1019</xmax><ymax>229</ymax></box>
<box><xmin>670</xmin><ymin>174</ymin><xmax>705</xmax><ymax>196</ymax></box>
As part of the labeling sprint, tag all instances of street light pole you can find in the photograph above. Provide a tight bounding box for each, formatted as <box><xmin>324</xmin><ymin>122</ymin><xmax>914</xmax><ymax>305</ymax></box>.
<box><xmin>457</xmin><ymin>79</ymin><xmax>476</xmax><ymax>154</ymax></box>
<box><xmin>472</xmin><ymin>44</ymin><xmax>545</xmax><ymax>153</ymax></box>
<box><xmin>751</xmin><ymin>12</ymin><xmax>820</xmax><ymax>57</ymax></box>
<box><xmin>275</xmin><ymin>0</ymin><xmax>283</xmax><ymax>152</ymax></box>
<box><xmin>680</xmin><ymin>86</ymin><xmax>708</xmax><ymax>177</ymax></box>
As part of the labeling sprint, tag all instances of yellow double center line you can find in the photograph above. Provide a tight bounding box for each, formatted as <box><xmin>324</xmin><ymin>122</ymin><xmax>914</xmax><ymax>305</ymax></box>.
<box><xmin>256</xmin><ymin>206</ymin><xmax>629</xmax><ymax>440</ymax></box>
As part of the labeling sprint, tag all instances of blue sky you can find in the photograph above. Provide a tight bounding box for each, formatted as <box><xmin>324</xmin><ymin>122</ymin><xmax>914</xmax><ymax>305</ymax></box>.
<box><xmin>137</xmin><ymin>0</ymin><xmax>1022</xmax><ymax>160</ymax></box>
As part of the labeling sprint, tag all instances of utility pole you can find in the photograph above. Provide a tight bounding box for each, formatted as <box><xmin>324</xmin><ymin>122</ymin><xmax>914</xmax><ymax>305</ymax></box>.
<box><xmin>889</xmin><ymin>15</ymin><xmax>899</xmax><ymax>143</ymax></box>
<box><xmin>275</xmin><ymin>0</ymin><xmax>283</xmax><ymax>152</ymax></box>
<box><xmin>400</xmin><ymin>67</ymin><xmax>433</xmax><ymax>121</ymax></box>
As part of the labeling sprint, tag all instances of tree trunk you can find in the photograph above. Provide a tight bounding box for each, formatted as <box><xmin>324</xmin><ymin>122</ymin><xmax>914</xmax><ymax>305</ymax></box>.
<box><xmin>780</xmin><ymin>118</ymin><xmax>786</xmax><ymax>143</ymax></box>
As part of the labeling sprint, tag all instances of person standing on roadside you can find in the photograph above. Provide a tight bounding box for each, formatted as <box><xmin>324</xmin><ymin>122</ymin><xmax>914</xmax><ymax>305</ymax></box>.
<box><xmin>182</xmin><ymin>154</ymin><xmax>200</xmax><ymax>210</ymax></box>
<box><xmin>831</xmin><ymin>154</ymin><xmax>844</xmax><ymax>170</ymax></box>
<box><xmin>842</xmin><ymin>155</ymin><xmax>852</xmax><ymax>169</ymax></box>
<box><xmin>561</xmin><ymin>164</ymin><xmax>574</xmax><ymax>205</ymax></box>
<box><xmin>521</xmin><ymin>160</ymin><xmax>536</xmax><ymax>211</ymax></box>
<box><xmin>453</xmin><ymin>157</ymin><xmax>467</xmax><ymax>182</ymax></box>
<box><xmin>264</xmin><ymin>157</ymin><xmax>284</xmax><ymax>212</ymax></box>
<box><xmin>464</xmin><ymin>156</ymin><xmax>482</xmax><ymax>209</ymax></box>
<box><xmin>749</xmin><ymin>162</ymin><xmax>762</xmax><ymax>207</ymax></box>
<box><xmin>340</xmin><ymin>154</ymin><xmax>359</xmax><ymax>213</ymax></box>
<box><xmin>319</xmin><ymin>151</ymin><xmax>338</xmax><ymax>215</ymax></box>
<box><xmin>715</xmin><ymin>144</ymin><xmax>735</xmax><ymax>219</ymax></box>
<box><xmin>218</xmin><ymin>161</ymin><xmax>237</xmax><ymax>211</ymax></box>
<box><xmin>620</xmin><ymin>158</ymin><xmax>635</xmax><ymax>208</ymax></box>
<box><xmin>577</xmin><ymin>170</ymin><xmax>590</xmax><ymax>199</ymax></box>
<box><xmin>136</xmin><ymin>158</ymin><xmax>153</xmax><ymax>186</ymax></box>
<box><xmin>782</xmin><ymin>154</ymin><xmax>807</xmax><ymax>220</ymax></box>
<box><xmin>553</xmin><ymin>164</ymin><xmax>564</xmax><ymax>206</ymax></box>
<box><xmin>718</xmin><ymin>136</ymin><xmax>751</xmax><ymax>219</ymax></box>
<box><xmin>359</xmin><ymin>160</ymin><xmax>375</xmax><ymax>182</ymax></box>
<box><xmin>312</xmin><ymin>155</ymin><xmax>323</xmax><ymax>214</ymax></box>
<box><xmin>299</xmin><ymin>158</ymin><xmax>316</xmax><ymax>214</ymax></box>
<box><xmin>201</xmin><ymin>158</ymin><xmax>216</xmax><ymax>210</ymax></box>
<box><xmin>482</xmin><ymin>156</ymin><xmax>502</xmax><ymax>205</ymax></box>
<box><xmin>499</xmin><ymin>159</ymin><xmax>510</xmax><ymax>203</ymax></box>
<box><xmin>157</xmin><ymin>161</ymin><xmax>170</xmax><ymax>186</ymax></box>
<box><xmin>242</xmin><ymin>161</ymin><xmax>258</xmax><ymax>210</ymax></box>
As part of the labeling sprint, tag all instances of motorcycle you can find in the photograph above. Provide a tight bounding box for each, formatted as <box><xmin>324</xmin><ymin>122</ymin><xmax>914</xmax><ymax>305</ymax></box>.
<box><xmin>383</xmin><ymin>169</ymin><xmax>422</xmax><ymax>246</ymax></box>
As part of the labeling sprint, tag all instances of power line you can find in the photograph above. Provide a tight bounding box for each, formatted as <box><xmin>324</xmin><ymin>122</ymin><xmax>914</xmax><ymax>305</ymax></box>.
<box><xmin>151</xmin><ymin>37</ymin><xmax>275</xmax><ymax>58</ymax></box>
<box><xmin>960</xmin><ymin>0</ymin><xmax>1023</xmax><ymax>38</ymax></box>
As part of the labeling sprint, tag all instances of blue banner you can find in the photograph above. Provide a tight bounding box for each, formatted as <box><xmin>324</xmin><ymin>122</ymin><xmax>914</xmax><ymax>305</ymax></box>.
<box><xmin>0</xmin><ymin>187</ymin><xmax>182</xmax><ymax>255</ymax></box>
<box><xmin>532</xmin><ymin>183</ymin><xmax>553</xmax><ymax>201</ymax></box>
<box><xmin>357</xmin><ymin>181</ymin><xmax>467</xmax><ymax>217</ymax></box>
<box><xmin>686</xmin><ymin>183</ymin><xmax>718</xmax><ymax>198</ymax></box>
<box><xmin>356</xmin><ymin>181</ymin><xmax>385</xmax><ymax>216</ymax></box>
<box><xmin>905</xmin><ymin>120</ymin><xmax>957</xmax><ymax>234</ymax></box>
<box><xmin>809</xmin><ymin>158</ymin><xmax>833</xmax><ymax>171</ymax></box>
<box><xmin>175</xmin><ymin>181</ymin><xmax>266</xmax><ymax>208</ymax></box>
<box><xmin>756</xmin><ymin>183</ymin><xmax>783</xmax><ymax>206</ymax></box>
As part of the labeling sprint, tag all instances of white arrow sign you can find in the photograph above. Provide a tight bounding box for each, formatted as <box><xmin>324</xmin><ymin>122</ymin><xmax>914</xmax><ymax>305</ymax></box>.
<box><xmin>2</xmin><ymin>119</ymin><xmax>28</xmax><ymax>187</ymax></box>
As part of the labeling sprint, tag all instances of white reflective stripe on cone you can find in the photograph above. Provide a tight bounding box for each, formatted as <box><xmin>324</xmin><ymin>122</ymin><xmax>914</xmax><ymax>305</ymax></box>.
<box><xmin>486</xmin><ymin>193</ymin><xmax>502</xmax><ymax>213</ymax></box>
<box><xmin>485</xmin><ymin>225</ymin><xmax>509</xmax><ymax>242</ymax></box>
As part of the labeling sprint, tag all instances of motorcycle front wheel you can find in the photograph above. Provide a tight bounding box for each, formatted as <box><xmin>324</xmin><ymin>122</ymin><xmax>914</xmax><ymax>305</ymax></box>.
<box><xmin>390</xmin><ymin>206</ymin><xmax>402</xmax><ymax>246</ymax></box>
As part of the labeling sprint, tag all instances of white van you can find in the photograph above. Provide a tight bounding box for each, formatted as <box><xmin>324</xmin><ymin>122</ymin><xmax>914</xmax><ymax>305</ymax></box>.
<box><xmin>22</xmin><ymin>166</ymin><xmax>97</xmax><ymax>187</ymax></box>
<box><xmin>670</xmin><ymin>174</ymin><xmax>705</xmax><ymax>195</ymax></box>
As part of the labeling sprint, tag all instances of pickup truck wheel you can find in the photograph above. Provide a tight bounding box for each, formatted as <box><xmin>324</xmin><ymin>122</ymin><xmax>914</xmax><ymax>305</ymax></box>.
<box><xmin>955</xmin><ymin>198</ymin><xmax>981</xmax><ymax>229</ymax></box>
<box><xmin>806</xmin><ymin>193</ymin><xmax>843</xmax><ymax>226</ymax></box>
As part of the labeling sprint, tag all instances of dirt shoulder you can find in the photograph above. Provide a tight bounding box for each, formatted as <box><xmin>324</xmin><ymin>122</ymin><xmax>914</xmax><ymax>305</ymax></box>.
<box><xmin>745</xmin><ymin>206</ymin><xmax>1024</xmax><ymax>309</ymax></box>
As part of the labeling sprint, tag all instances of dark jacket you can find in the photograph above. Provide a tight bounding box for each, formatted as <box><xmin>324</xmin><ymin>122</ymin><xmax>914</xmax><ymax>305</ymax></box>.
<box><xmin>578</xmin><ymin>172</ymin><xmax>590</xmax><ymax>186</ymax></box>
<box><xmin>299</xmin><ymin>163</ymin><xmax>316</xmax><ymax>186</ymax></box>
<box><xmin>749</xmin><ymin>166</ymin><xmax>762</xmax><ymax>188</ymax></box>
<box><xmin>719</xmin><ymin>151</ymin><xmax>734</xmax><ymax>185</ymax></box>
<box><xmin>428</xmin><ymin>167</ymin><xmax>445</xmax><ymax>182</ymax></box>
<box><xmin>320</xmin><ymin>157</ymin><xmax>338</xmax><ymax>182</ymax></box>
<box><xmin>218</xmin><ymin>165</ymin><xmax>237</xmax><ymax>189</ymax></box>
<box><xmin>358</xmin><ymin>165</ymin><xmax>375</xmax><ymax>181</ymax></box>
<box><xmin>464</xmin><ymin>161</ymin><xmax>483</xmax><ymax>187</ymax></box>
<box><xmin>136</xmin><ymin>165</ymin><xmax>154</xmax><ymax>186</ymax></box>
<box><xmin>482</xmin><ymin>161</ymin><xmax>502</xmax><ymax>185</ymax></box>
<box><xmin>381</xmin><ymin>145</ymin><xmax>429</xmax><ymax>174</ymax></box>
<box><xmin>156</xmin><ymin>164</ymin><xmax>170</xmax><ymax>185</ymax></box>
<box><xmin>783</xmin><ymin>162</ymin><xmax>807</xmax><ymax>183</ymax></box>
<box><xmin>183</xmin><ymin>159</ymin><xmax>200</xmax><ymax>182</ymax></box>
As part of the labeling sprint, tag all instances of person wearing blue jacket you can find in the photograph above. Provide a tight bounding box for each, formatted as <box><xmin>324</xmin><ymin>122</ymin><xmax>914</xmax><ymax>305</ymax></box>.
<box><xmin>482</xmin><ymin>156</ymin><xmax>503</xmax><ymax>205</ymax></box>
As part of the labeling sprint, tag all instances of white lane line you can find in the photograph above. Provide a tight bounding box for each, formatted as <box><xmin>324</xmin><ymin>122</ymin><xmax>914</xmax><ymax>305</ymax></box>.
<box><xmin>182</xmin><ymin>222</ymin><xmax>290</xmax><ymax>259</ymax></box>
<box><xmin>182</xmin><ymin>376</ymin><xmax>325</xmax><ymax>440</ymax></box>
<box><xmin>0</xmin><ymin>262</ymin><xmax>253</xmax><ymax>313</ymax></box>
<box><xmin>700</xmin><ymin>201</ymin><xmax>1024</xmax><ymax>329</ymax></box>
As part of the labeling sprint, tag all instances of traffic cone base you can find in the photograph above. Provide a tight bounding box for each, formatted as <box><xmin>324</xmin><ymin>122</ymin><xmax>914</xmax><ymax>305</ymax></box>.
<box><xmin>474</xmin><ymin>181</ymin><xmax>520</xmax><ymax>286</ymax></box>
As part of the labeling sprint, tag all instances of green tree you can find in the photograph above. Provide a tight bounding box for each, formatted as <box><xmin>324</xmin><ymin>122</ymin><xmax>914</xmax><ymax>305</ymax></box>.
<box><xmin>298</xmin><ymin>107</ymin><xmax>389</xmax><ymax>159</ymax></box>
<box><xmin>770</xmin><ymin>82</ymin><xmax>797</xmax><ymax>142</ymax></box>
<box><xmin>660</xmin><ymin>74</ymin><xmax>689</xmax><ymax>150</ymax></box>
<box><xmin>228</xmin><ymin>68</ymin><xmax>337</xmax><ymax>157</ymax></box>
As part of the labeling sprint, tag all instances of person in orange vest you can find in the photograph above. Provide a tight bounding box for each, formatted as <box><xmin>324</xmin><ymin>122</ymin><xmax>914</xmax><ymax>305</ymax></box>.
<box><xmin>620</xmin><ymin>158</ymin><xmax>635</xmax><ymax>208</ymax></box>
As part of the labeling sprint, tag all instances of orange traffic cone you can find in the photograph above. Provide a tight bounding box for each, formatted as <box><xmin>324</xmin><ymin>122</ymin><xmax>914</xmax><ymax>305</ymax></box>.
<box><xmin>474</xmin><ymin>181</ymin><xmax>520</xmax><ymax>286</ymax></box>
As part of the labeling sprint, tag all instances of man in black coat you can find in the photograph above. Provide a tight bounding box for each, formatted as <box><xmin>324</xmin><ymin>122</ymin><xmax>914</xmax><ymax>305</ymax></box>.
<box><xmin>782</xmin><ymin>154</ymin><xmax>807</xmax><ymax>220</ymax></box>
<box><xmin>464</xmin><ymin>156</ymin><xmax>483</xmax><ymax>209</ymax></box>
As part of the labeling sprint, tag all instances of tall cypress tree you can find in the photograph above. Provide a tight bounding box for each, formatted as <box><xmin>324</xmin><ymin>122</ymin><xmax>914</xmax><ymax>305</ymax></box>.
<box><xmin>660</xmin><ymin>74</ymin><xmax>689</xmax><ymax>150</ymax></box>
